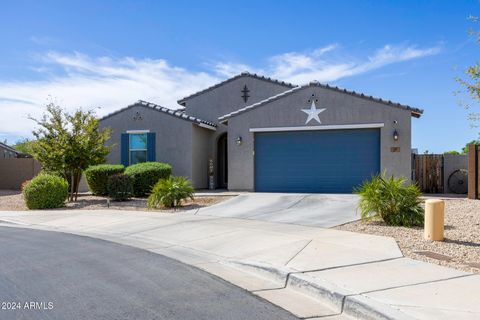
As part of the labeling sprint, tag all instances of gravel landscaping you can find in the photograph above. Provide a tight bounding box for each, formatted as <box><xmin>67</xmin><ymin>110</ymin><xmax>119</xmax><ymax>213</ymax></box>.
<box><xmin>0</xmin><ymin>190</ymin><xmax>232</xmax><ymax>212</ymax></box>
<box><xmin>336</xmin><ymin>198</ymin><xmax>480</xmax><ymax>273</ymax></box>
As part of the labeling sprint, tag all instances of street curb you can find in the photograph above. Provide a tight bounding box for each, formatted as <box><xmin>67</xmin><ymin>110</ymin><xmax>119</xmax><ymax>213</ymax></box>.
<box><xmin>343</xmin><ymin>294</ymin><xmax>412</xmax><ymax>320</ymax></box>
<box><xmin>235</xmin><ymin>261</ymin><xmax>414</xmax><ymax>320</ymax></box>
<box><xmin>225</xmin><ymin>260</ymin><xmax>291</xmax><ymax>284</ymax></box>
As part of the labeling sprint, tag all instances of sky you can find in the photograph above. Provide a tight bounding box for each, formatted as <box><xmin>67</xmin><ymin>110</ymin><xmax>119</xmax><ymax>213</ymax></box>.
<box><xmin>0</xmin><ymin>0</ymin><xmax>479</xmax><ymax>153</ymax></box>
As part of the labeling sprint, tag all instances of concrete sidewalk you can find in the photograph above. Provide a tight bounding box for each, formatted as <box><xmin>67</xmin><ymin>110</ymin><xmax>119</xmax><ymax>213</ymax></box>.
<box><xmin>0</xmin><ymin>209</ymin><xmax>478</xmax><ymax>319</ymax></box>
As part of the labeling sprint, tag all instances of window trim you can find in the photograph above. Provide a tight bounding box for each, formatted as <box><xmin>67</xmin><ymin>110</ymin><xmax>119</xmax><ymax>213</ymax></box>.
<box><xmin>127</xmin><ymin>130</ymin><xmax>150</xmax><ymax>134</ymax></box>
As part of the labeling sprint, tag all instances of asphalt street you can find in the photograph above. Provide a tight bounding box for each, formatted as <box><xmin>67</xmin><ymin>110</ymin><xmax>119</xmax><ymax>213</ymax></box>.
<box><xmin>0</xmin><ymin>226</ymin><xmax>297</xmax><ymax>320</ymax></box>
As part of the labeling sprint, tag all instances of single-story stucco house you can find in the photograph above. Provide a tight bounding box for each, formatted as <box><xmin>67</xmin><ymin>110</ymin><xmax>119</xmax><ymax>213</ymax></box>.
<box><xmin>99</xmin><ymin>72</ymin><xmax>423</xmax><ymax>192</ymax></box>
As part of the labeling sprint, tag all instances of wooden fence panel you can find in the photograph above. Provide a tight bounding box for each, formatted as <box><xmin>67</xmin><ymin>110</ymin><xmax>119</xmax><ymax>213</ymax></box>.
<box><xmin>413</xmin><ymin>154</ymin><xmax>444</xmax><ymax>193</ymax></box>
<box><xmin>475</xmin><ymin>149</ymin><xmax>480</xmax><ymax>199</ymax></box>
<box><xmin>468</xmin><ymin>144</ymin><xmax>479</xmax><ymax>199</ymax></box>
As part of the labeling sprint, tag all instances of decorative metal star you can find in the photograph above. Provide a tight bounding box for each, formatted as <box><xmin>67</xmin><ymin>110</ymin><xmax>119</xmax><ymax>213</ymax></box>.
<box><xmin>302</xmin><ymin>100</ymin><xmax>326</xmax><ymax>124</ymax></box>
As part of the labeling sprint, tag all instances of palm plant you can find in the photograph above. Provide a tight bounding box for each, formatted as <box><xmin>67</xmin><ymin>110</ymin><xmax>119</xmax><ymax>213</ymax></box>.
<box><xmin>355</xmin><ymin>173</ymin><xmax>424</xmax><ymax>227</ymax></box>
<box><xmin>147</xmin><ymin>176</ymin><xmax>194</xmax><ymax>208</ymax></box>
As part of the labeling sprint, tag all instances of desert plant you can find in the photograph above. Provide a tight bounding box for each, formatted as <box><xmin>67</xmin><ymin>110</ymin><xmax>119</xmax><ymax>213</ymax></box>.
<box><xmin>355</xmin><ymin>173</ymin><xmax>424</xmax><ymax>227</ymax></box>
<box><xmin>85</xmin><ymin>164</ymin><xmax>125</xmax><ymax>195</ymax></box>
<box><xmin>107</xmin><ymin>173</ymin><xmax>133</xmax><ymax>201</ymax></box>
<box><xmin>125</xmin><ymin>162</ymin><xmax>172</xmax><ymax>197</ymax></box>
<box><xmin>148</xmin><ymin>176</ymin><xmax>194</xmax><ymax>208</ymax></box>
<box><xmin>23</xmin><ymin>174</ymin><xmax>68</xmax><ymax>209</ymax></box>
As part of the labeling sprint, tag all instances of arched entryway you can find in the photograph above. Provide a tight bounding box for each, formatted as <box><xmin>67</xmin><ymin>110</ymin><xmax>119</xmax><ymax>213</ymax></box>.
<box><xmin>217</xmin><ymin>133</ymin><xmax>228</xmax><ymax>189</ymax></box>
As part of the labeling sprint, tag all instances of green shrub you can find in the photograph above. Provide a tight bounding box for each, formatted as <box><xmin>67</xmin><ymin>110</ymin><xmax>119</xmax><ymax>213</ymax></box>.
<box><xmin>85</xmin><ymin>164</ymin><xmax>125</xmax><ymax>195</ymax></box>
<box><xmin>355</xmin><ymin>173</ymin><xmax>424</xmax><ymax>227</ymax></box>
<box><xmin>148</xmin><ymin>176</ymin><xmax>194</xmax><ymax>208</ymax></box>
<box><xmin>107</xmin><ymin>174</ymin><xmax>133</xmax><ymax>201</ymax></box>
<box><xmin>125</xmin><ymin>162</ymin><xmax>172</xmax><ymax>197</ymax></box>
<box><xmin>23</xmin><ymin>174</ymin><xmax>68</xmax><ymax>209</ymax></box>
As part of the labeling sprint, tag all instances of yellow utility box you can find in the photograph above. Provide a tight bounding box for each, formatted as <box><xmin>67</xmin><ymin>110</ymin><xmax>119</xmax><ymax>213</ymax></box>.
<box><xmin>424</xmin><ymin>199</ymin><xmax>445</xmax><ymax>241</ymax></box>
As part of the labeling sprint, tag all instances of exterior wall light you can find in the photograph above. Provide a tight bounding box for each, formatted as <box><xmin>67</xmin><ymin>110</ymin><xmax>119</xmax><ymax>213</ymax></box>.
<box><xmin>235</xmin><ymin>136</ymin><xmax>242</xmax><ymax>146</ymax></box>
<box><xmin>393</xmin><ymin>129</ymin><xmax>399</xmax><ymax>141</ymax></box>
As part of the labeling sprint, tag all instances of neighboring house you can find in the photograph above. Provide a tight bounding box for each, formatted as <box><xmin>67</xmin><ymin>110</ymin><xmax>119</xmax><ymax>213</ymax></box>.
<box><xmin>100</xmin><ymin>72</ymin><xmax>423</xmax><ymax>192</ymax></box>
<box><xmin>0</xmin><ymin>142</ymin><xmax>20</xmax><ymax>159</ymax></box>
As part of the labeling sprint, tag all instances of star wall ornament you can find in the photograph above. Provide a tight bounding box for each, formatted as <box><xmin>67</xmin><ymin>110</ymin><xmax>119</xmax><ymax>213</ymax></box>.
<box><xmin>302</xmin><ymin>100</ymin><xmax>326</xmax><ymax>124</ymax></box>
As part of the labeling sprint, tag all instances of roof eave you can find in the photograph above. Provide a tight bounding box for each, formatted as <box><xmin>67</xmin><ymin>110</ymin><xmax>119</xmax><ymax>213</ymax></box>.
<box><xmin>100</xmin><ymin>100</ymin><xmax>217</xmax><ymax>128</ymax></box>
<box><xmin>411</xmin><ymin>111</ymin><xmax>423</xmax><ymax>118</ymax></box>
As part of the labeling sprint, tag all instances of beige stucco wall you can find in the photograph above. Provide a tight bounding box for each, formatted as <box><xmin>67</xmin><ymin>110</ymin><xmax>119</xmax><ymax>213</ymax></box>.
<box><xmin>182</xmin><ymin>75</ymin><xmax>293</xmax><ymax>122</ymax></box>
<box><xmin>100</xmin><ymin>105</ymin><xmax>195</xmax><ymax>184</ymax></box>
<box><xmin>0</xmin><ymin>158</ymin><xmax>41</xmax><ymax>190</ymax></box>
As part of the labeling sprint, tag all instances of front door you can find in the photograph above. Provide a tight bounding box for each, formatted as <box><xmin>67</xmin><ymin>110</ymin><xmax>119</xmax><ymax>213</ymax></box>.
<box><xmin>217</xmin><ymin>134</ymin><xmax>228</xmax><ymax>189</ymax></box>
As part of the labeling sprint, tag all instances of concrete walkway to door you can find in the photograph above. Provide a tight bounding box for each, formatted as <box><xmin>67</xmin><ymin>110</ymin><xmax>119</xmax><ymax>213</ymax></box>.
<box><xmin>192</xmin><ymin>193</ymin><xmax>359</xmax><ymax>227</ymax></box>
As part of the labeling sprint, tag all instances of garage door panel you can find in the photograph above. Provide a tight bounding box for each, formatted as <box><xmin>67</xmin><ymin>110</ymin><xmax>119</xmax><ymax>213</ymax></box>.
<box><xmin>254</xmin><ymin>129</ymin><xmax>380</xmax><ymax>193</ymax></box>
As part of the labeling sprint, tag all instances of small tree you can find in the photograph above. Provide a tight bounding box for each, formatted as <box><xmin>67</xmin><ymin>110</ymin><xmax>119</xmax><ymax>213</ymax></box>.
<box><xmin>30</xmin><ymin>103</ymin><xmax>111</xmax><ymax>201</ymax></box>
<box><xmin>462</xmin><ymin>139</ymin><xmax>480</xmax><ymax>154</ymax></box>
<box><xmin>457</xmin><ymin>15</ymin><xmax>480</xmax><ymax>127</ymax></box>
<box><xmin>444</xmin><ymin>150</ymin><xmax>460</xmax><ymax>155</ymax></box>
<box><xmin>13</xmin><ymin>138</ymin><xmax>35</xmax><ymax>155</ymax></box>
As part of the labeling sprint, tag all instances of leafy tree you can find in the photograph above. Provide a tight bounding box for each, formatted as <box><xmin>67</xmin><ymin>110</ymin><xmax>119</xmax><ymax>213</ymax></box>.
<box><xmin>457</xmin><ymin>15</ymin><xmax>480</xmax><ymax>125</ymax></box>
<box><xmin>30</xmin><ymin>103</ymin><xmax>112</xmax><ymax>201</ymax></box>
<box><xmin>444</xmin><ymin>150</ymin><xmax>460</xmax><ymax>155</ymax></box>
<box><xmin>13</xmin><ymin>138</ymin><xmax>35</xmax><ymax>155</ymax></box>
<box><xmin>462</xmin><ymin>139</ymin><xmax>480</xmax><ymax>154</ymax></box>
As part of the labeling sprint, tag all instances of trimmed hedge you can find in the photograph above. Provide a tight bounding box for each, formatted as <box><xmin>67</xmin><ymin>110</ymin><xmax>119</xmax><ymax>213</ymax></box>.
<box><xmin>107</xmin><ymin>174</ymin><xmax>133</xmax><ymax>201</ymax></box>
<box><xmin>23</xmin><ymin>174</ymin><xmax>68</xmax><ymax>209</ymax></box>
<box><xmin>125</xmin><ymin>162</ymin><xmax>172</xmax><ymax>197</ymax></box>
<box><xmin>85</xmin><ymin>164</ymin><xmax>125</xmax><ymax>195</ymax></box>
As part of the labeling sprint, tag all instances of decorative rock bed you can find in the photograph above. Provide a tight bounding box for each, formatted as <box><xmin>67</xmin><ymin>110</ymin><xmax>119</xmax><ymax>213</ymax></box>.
<box><xmin>336</xmin><ymin>198</ymin><xmax>480</xmax><ymax>273</ymax></box>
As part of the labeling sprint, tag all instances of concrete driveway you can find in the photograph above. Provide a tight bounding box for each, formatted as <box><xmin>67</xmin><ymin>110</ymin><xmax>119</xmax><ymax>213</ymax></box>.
<box><xmin>194</xmin><ymin>193</ymin><xmax>359</xmax><ymax>227</ymax></box>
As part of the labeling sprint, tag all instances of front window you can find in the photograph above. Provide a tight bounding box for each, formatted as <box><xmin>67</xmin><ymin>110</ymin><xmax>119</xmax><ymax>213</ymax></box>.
<box><xmin>129</xmin><ymin>133</ymin><xmax>147</xmax><ymax>165</ymax></box>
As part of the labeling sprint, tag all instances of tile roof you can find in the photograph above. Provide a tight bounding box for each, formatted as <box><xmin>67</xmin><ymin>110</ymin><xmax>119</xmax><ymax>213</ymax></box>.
<box><xmin>218</xmin><ymin>81</ymin><xmax>424</xmax><ymax>122</ymax></box>
<box><xmin>100</xmin><ymin>100</ymin><xmax>217</xmax><ymax>128</ymax></box>
<box><xmin>177</xmin><ymin>72</ymin><xmax>295</xmax><ymax>105</ymax></box>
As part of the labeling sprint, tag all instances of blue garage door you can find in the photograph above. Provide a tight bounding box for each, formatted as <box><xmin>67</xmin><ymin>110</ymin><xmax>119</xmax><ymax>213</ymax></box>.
<box><xmin>254</xmin><ymin>129</ymin><xmax>380</xmax><ymax>193</ymax></box>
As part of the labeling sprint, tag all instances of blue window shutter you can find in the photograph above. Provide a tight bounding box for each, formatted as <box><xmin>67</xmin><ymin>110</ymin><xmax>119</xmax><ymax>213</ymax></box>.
<box><xmin>121</xmin><ymin>133</ymin><xmax>129</xmax><ymax>166</ymax></box>
<box><xmin>147</xmin><ymin>132</ymin><xmax>156</xmax><ymax>162</ymax></box>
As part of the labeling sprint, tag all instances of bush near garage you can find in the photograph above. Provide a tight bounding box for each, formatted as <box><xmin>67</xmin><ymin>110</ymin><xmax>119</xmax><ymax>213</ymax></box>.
<box><xmin>85</xmin><ymin>164</ymin><xmax>125</xmax><ymax>195</ymax></box>
<box><xmin>22</xmin><ymin>174</ymin><xmax>69</xmax><ymax>209</ymax></box>
<box><xmin>107</xmin><ymin>174</ymin><xmax>133</xmax><ymax>201</ymax></box>
<box><xmin>124</xmin><ymin>162</ymin><xmax>172</xmax><ymax>197</ymax></box>
<box><xmin>355</xmin><ymin>173</ymin><xmax>424</xmax><ymax>227</ymax></box>
<box><xmin>148</xmin><ymin>176</ymin><xmax>194</xmax><ymax>208</ymax></box>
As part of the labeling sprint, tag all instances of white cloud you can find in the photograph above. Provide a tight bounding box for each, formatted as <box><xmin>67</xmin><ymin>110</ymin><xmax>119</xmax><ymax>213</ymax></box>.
<box><xmin>267</xmin><ymin>44</ymin><xmax>441</xmax><ymax>84</ymax></box>
<box><xmin>0</xmin><ymin>53</ymin><xmax>220</xmax><ymax>140</ymax></box>
<box><xmin>214</xmin><ymin>62</ymin><xmax>252</xmax><ymax>78</ymax></box>
<box><xmin>211</xmin><ymin>43</ymin><xmax>441</xmax><ymax>85</ymax></box>
<box><xmin>0</xmin><ymin>43</ymin><xmax>441</xmax><ymax>141</ymax></box>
